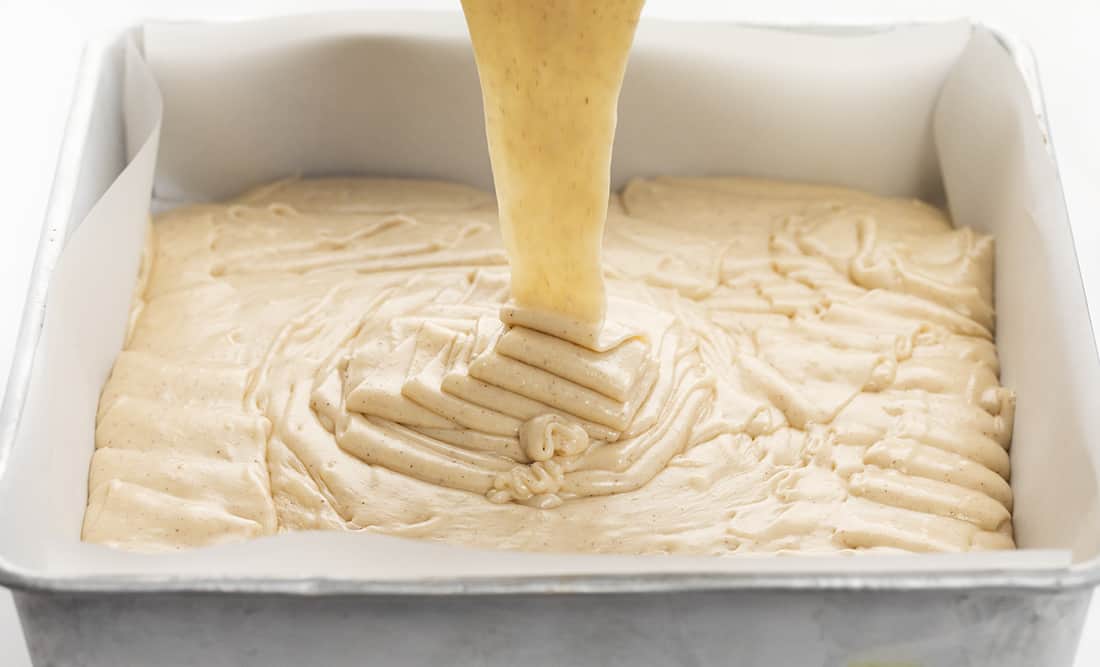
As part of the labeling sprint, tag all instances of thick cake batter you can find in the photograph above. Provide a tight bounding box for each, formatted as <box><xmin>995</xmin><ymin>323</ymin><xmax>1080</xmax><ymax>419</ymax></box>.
<box><xmin>82</xmin><ymin>1</ymin><xmax>1014</xmax><ymax>554</ymax></box>
<box><xmin>462</xmin><ymin>0</ymin><xmax>644</xmax><ymax>324</ymax></box>
<box><xmin>83</xmin><ymin>176</ymin><xmax>1015</xmax><ymax>554</ymax></box>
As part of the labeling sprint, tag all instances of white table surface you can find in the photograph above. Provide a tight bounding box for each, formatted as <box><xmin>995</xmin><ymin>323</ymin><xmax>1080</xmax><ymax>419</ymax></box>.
<box><xmin>2</xmin><ymin>0</ymin><xmax>1099</xmax><ymax>664</ymax></box>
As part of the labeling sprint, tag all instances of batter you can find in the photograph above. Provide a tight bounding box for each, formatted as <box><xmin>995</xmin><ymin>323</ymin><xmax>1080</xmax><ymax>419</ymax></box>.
<box><xmin>83</xmin><ymin>176</ymin><xmax>1014</xmax><ymax>554</ymax></box>
<box><xmin>462</xmin><ymin>0</ymin><xmax>643</xmax><ymax>331</ymax></box>
<box><xmin>81</xmin><ymin>2</ymin><xmax>1014</xmax><ymax>554</ymax></box>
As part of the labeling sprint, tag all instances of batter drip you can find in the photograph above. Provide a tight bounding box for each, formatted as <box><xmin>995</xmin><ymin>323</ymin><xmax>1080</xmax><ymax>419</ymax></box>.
<box><xmin>462</xmin><ymin>0</ymin><xmax>644</xmax><ymax>327</ymax></box>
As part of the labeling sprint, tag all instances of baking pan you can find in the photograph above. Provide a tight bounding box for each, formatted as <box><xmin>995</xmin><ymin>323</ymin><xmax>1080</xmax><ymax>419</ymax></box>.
<box><xmin>1</xmin><ymin>13</ymin><xmax>1098</xmax><ymax>666</ymax></box>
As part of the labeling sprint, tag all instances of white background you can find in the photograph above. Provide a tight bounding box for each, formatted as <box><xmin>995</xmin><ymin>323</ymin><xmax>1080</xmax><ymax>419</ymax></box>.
<box><xmin>1</xmin><ymin>0</ymin><xmax>1098</xmax><ymax>664</ymax></box>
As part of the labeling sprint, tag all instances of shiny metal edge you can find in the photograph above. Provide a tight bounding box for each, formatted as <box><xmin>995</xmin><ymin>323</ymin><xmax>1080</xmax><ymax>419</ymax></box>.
<box><xmin>981</xmin><ymin>24</ymin><xmax>1100</xmax><ymax>586</ymax></box>
<box><xmin>3</xmin><ymin>17</ymin><xmax>1100</xmax><ymax>597</ymax></box>
<box><xmin>0</xmin><ymin>43</ymin><xmax>102</xmax><ymax>481</ymax></box>
<box><xmin>0</xmin><ymin>572</ymin><xmax>1093</xmax><ymax>597</ymax></box>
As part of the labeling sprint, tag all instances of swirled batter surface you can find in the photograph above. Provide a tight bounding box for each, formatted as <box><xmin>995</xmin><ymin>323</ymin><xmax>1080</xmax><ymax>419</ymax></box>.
<box><xmin>83</xmin><ymin>176</ymin><xmax>1015</xmax><ymax>554</ymax></box>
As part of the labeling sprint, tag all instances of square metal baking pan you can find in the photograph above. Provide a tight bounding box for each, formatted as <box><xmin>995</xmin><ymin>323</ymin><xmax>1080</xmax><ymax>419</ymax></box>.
<box><xmin>2</xmin><ymin>13</ymin><xmax>1099</xmax><ymax>666</ymax></box>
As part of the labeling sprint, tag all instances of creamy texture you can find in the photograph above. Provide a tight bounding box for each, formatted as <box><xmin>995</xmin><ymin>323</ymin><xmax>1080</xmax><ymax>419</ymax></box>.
<box><xmin>462</xmin><ymin>0</ymin><xmax>643</xmax><ymax>325</ymax></box>
<box><xmin>83</xmin><ymin>176</ymin><xmax>1015</xmax><ymax>554</ymax></box>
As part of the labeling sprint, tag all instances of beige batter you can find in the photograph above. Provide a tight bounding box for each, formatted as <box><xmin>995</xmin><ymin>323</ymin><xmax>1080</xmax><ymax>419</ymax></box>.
<box><xmin>83</xmin><ymin>176</ymin><xmax>1015</xmax><ymax>554</ymax></box>
<box><xmin>462</xmin><ymin>0</ymin><xmax>643</xmax><ymax>327</ymax></box>
<box><xmin>82</xmin><ymin>2</ymin><xmax>1014</xmax><ymax>554</ymax></box>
